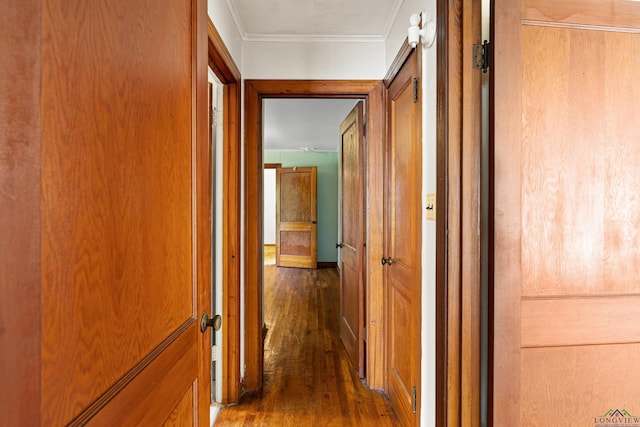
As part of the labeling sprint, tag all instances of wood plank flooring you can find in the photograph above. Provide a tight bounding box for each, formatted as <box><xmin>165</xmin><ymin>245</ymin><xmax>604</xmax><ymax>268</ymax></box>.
<box><xmin>214</xmin><ymin>266</ymin><xmax>399</xmax><ymax>426</ymax></box>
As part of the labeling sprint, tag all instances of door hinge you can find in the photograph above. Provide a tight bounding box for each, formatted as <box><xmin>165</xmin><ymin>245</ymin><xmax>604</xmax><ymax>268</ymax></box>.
<box><xmin>473</xmin><ymin>40</ymin><xmax>490</xmax><ymax>73</ymax></box>
<box><xmin>412</xmin><ymin>386</ymin><xmax>417</xmax><ymax>413</ymax></box>
<box><xmin>413</xmin><ymin>77</ymin><xmax>419</xmax><ymax>103</ymax></box>
<box><xmin>363</xmin><ymin>326</ymin><xmax>366</xmax><ymax>343</ymax></box>
<box><xmin>363</xmin><ymin>123</ymin><xmax>366</xmax><ymax>137</ymax></box>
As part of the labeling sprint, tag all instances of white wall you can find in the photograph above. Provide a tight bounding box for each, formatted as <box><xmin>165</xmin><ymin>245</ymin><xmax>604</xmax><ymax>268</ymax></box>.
<box><xmin>263</xmin><ymin>169</ymin><xmax>276</xmax><ymax>245</ymax></box>
<box><xmin>208</xmin><ymin>0</ymin><xmax>243</xmax><ymax>70</ymax></box>
<box><xmin>242</xmin><ymin>41</ymin><xmax>385</xmax><ymax>79</ymax></box>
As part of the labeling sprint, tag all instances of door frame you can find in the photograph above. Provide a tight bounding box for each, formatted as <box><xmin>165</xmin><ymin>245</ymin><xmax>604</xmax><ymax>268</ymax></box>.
<box><xmin>1</xmin><ymin>2</ymin><xmax>42</xmax><ymax>424</ymax></box>
<box><xmin>207</xmin><ymin>17</ymin><xmax>242</xmax><ymax>404</ymax></box>
<box><xmin>244</xmin><ymin>80</ymin><xmax>387</xmax><ymax>392</ymax></box>
<box><xmin>435</xmin><ymin>0</ymin><xmax>483</xmax><ymax>425</ymax></box>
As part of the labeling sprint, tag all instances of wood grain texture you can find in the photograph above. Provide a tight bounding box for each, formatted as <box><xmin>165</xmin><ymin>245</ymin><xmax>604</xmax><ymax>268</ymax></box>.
<box><xmin>460</xmin><ymin>0</ymin><xmax>483</xmax><ymax>426</ymax></box>
<box><xmin>386</xmin><ymin>48</ymin><xmax>421</xmax><ymax>427</ymax></box>
<box><xmin>82</xmin><ymin>323</ymin><xmax>198</xmax><ymax>426</ymax></box>
<box><xmin>244</xmin><ymin>80</ymin><xmax>265</xmax><ymax>392</ymax></box>
<box><xmin>243</xmin><ymin>80</ymin><xmax>381</xmax><ymax>394</ymax></box>
<box><xmin>521</xmin><ymin>25</ymin><xmax>640</xmax><ymax>297</ymax></box>
<box><xmin>163</xmin><ymin>386</ymin><xmax>194</xmax><ymax>427</ymax></box>
<box><xmin>215</xmin><ymin>266</ymin><xmax>399</xmax><ymax>426</ymax></box>
<box><xmin>492</xmin><ymin>0</ymin><xmax>524</xmax><ymax>425</ymax></box>
<box><xmin>39</xmin><ymin>0</ymin><xmax>204</xmax><ymax>424</ymax></box>
<box><xmin>195</xmin><ymin>0</ymin><xmax>212</xmax><ymax>423</ymax></box>
<box><xmin>441</xmin><ymin>1</ymin><xmax>465</xmax><ymax>425</ymax></box>
<box><xmin>277</xmin><ymin>167</ymin><xmax>317</xmax><ymax>269</ymax></box>
<box><xmin>521</xmin><ymin>344</ymin><xmax>640</xmax><ymax>426</ymax></box>
<box><xmin>0</xmin><ymin>0</ymin><xmax>42</xmax><ymax>425</ymax></box>
<box><xmin>339</xmin><ymin>101</ymin><xmax>365</xmax><ymax>377</ymax></box>
<box><xmin>493</xmin><ymin>1</ymin><xmax>640</xmax><ymax>425</ymax></box>
<box><xmin>522</xmin><ymin>296</ymin><xmax>640</xmax><ymax>347</ymax></box>
<box><xmin>523</xmin><ymin>0</ymin><xmax>640</xmax><ymax>30</ymax></box>
<box><xmin>222</xmin><ymin>80</ymin><xmax>242</xmax><ymax>404</ymax></box>
<box><xmin>364</xmin><ymin>81</ymin><xmax>386</xmax><ymax>390</ymax></box>
<box><xmin>435</xmin><ymin>1</ymin><xmax>452</xmax><ymax>423</ymax></box>
<box><xmin>245</xmin><ymin>80</ymin><xmax>380</xmax><ymax>98</ymax></box>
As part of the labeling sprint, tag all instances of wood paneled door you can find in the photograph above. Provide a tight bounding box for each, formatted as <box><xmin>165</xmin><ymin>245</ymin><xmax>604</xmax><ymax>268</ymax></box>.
<box><xmin>492</xmin><ymin>0</ymin><xmax>640</xmax><ymax>424</ymax></box>
<box><xmin>385</xmin><ymin>49</ymin><xmax>422</xmax><ymax>426</ymax></box>
<box><xmin>2</xmin><ymin>0</ymin><xmax>212</xmax><ymax>424</ymax></box>
<box><xmin>276</xmin><ymin>167</ymin><xmax>318</xmax><ymax>269</ymax></box>
<box><xmin>338</xmin><ymin>101</ymin><xmax>366</xmax><ymax>377</ymax></box>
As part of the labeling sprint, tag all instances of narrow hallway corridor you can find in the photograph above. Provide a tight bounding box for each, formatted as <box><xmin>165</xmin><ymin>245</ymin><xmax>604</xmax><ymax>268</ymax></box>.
<box><xmin>215</xmin><ymin>265</ymin><xmax>399</xmax><ymax>426</ymax></box>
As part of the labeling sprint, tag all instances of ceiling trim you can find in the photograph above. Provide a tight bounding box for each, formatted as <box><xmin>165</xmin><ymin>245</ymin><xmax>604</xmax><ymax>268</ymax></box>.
<box><xmin>382</xmin><ymin>0</ymin><xmax>405</xmax><ymax>41</ymax></box>
<box><xmin>243</xmin><ymin>34</ymin><xmax>386</xmax><ymax>43</ymax></box>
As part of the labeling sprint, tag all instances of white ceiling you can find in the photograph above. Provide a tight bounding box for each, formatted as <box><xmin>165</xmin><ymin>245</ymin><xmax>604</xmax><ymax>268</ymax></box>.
<box><xmin>226</xmin><ymin>0</ymin><xmax>404</xmax><ymax>42</ymax></box>
<box><xmin>227</xmin><ymin>0</ymin><xmax>398</xmax><ymax>152</ymax></box>
<box><xmin>263</xmin><ymin>99</ymin><xmax>360</xmax><ymax>151</ymax></box>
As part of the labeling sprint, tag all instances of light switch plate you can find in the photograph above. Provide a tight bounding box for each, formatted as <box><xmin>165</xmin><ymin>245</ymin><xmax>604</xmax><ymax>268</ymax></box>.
<box><xmin>426</xmin><ymin>193</ymin><xmax>436</xmax><ymax>221</ymax></box>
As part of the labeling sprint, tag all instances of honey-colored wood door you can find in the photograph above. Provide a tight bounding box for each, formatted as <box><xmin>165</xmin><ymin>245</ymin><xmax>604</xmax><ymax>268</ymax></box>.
<box><xmin>276</xmin><ymin>167</ymin><xmax>318</xmax><ymax>269</ymax></box>
<box><xmin>385</xmin><ymin>49</ymin><xmax>421</xmax><ymax>427</ymax></box>
<box><xmin>1</xmin><ymin>0</ymin><xmax>211</xmax><ymax>424</ymax></box>
<box><xmin>492</xmin><ymin>1</ymin><xmax>640</xmax><ymax>425</ymax></box>
<box><xmin>339</xmin><ymin>101</ymin><xmax>365</xmax><ymax>377</ymax></box>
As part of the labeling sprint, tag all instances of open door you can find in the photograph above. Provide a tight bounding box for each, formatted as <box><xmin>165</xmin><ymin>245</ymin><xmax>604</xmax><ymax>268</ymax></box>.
<box><xmin>338</xmin><ymin>101</ymin><xmax>366</xmax><ymax>377</ymax></box>
<box><xmin>276</xmin><ymin>167</ymin><xmax>318</xmax><ymax>269</ymax></box>
<box><xmin>1</xmin><ymin>0</ymin><xmax>212</xmax><ymax>424</ymax></box>
<box><xmin>492</xmin><ymin>0</ymin><xmax>640</xmax><ymax>424</ymax></box>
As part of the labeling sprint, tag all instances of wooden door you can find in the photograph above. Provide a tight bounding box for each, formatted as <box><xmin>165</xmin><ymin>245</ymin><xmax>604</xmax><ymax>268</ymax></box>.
<box><xmin>492</xmin><ymin>1</ymin><xmax>640</xmax><ymax>425</ymax></box>
<box><xmin>1</xmin><ymin>0</ymin><xmax>211</xmax><ymax>425</ymax></box>
<box><xmin>276</xmin><ymin>167</ymin><xmax>318</xmax><ymax>269</ymax></box>
<box><xmin>385</xmin><ymin>49</ymin><xmax>422</xmax><ymax>426</ymax></box>
<box><xmin>339</xmin><ymin>102</ymin><xmax>365</xmax><ymax>377</ymax></box>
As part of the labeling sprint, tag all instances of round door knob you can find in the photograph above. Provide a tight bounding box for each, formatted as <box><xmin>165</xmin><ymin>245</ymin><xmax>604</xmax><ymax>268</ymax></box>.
<box><xmin>200</xmin><ymin>313</ymin><xmax>222</xmax><ymax>332</ymax></box>
<box><xmin>381</xmin><ymin>257</ymin><xmax>393</xmax><ymax>265</ymax></box>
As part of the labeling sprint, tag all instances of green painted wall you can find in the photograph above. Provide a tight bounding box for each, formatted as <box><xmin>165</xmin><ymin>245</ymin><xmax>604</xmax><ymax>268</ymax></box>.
<box><xmin>264</xmin><ymin>151</ymin><xmax>338</xmax><ymax>263</ymax></box>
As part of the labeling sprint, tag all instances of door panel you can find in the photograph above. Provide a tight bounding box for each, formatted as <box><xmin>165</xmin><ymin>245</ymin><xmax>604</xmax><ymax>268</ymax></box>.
<box><xmin>277</xmin><ymin>167</ymin><xmax>318</xmax><ymax>269</ymax></box>
<box><xmin>493</xmin><ymin>0</ymin><xmax>640</xmax><ymax>424</ymax></box>
<box><xmin>386</xmin><ymin>49</ymin><xmax>421</xmax><ymax>427</ymax></box>
<box><xmin>339</xmin><ymin>102</ymin><xmax>365</xmax><ymax>376</ymax></box>
<box><xmin>520</xmin><ymin>344</ymin><xmax>640</xmax><ymax>426</ymax></box>
<box><xmin>37</xmin><ymin>0</ymin><xmax>210</xmax><ymax>424</ymax></box>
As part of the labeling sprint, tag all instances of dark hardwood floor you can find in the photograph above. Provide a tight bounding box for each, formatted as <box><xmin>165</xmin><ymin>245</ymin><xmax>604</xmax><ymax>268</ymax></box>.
<box><xmin>215</xmin><ymin>265</ymin><xmax>399</xmax><ymax>426</ymax></box>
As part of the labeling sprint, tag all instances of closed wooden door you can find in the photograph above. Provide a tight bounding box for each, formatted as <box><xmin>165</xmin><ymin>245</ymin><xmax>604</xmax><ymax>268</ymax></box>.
<box><xmin>385</xmin><ymin>49</ymin><xmax>421</xmax><ymax>426</ymax></box>
<box><xmin>2</xmin><ymin>0</ymin><xmax>211</xmax><ymax>425</ymax></box>
<box><xmin>493</xmin><ymin>1</ymin><xmax>640</xmax><ymax>425</ymax></box>
<box><xmin>339</xmin><ymin>101</ymin><xmax>365</xmax><ymax>377</ymax></box>
<box><xmin>276</xmin><ymin>167</ymin><xmax>318</xmax><ymax>269</ymax></box>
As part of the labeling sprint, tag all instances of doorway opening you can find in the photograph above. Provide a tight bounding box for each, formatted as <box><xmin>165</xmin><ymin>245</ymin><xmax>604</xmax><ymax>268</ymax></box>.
<box><xmin>261</xmin><ymin>97</ymin><xmax>362</xmax><ymax>378</ymax></box>
<box><xmin>244</xmin><ymin>80</ymin><xmax>387</xmax><ymax>393</ymax></box>
<box><xmin>206</xmin><ymin>16</ymin><xmax>242</xmax><ymax>410</ymax></box>
<box><xmin>207</xmin><ymin>69</ymin><xmax>224</xmax><ymax>408</ymax></box>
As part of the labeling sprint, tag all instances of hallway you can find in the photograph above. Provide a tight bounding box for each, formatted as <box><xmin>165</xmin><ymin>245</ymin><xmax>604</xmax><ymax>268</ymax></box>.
<box><xmin>215</xmin><ymin>266</ymin><xmax>398</xmax><ymax>426</ymax></box>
